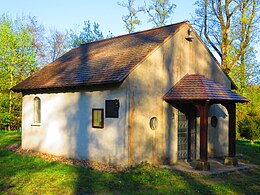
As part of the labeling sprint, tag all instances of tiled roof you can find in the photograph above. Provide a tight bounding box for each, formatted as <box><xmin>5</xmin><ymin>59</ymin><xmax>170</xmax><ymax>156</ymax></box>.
<box><xmin>12</xmin><ymin>22</ymin><xmax>186</xmax><ymax>92</ymax></box>
<box><xmin>163</xmin><ymin>74</ymin><xmax>249</xmax><ymax>103</ymax></box>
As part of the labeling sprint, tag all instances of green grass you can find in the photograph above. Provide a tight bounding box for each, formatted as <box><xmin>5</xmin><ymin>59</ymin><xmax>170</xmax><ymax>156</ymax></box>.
<box><xmin>236</xmin><ymin>139</ymin><xmax>260</xmax><ymax>165</ymax></box>
<box><xmin>0</xmin><ymin>130</ymin><xmax>21</xmax><ymax>148</ymax></box>
<box><xmin>0</xmin><ymin>131</ymin><xmax>259</xmax><ymax>194</ymax></box>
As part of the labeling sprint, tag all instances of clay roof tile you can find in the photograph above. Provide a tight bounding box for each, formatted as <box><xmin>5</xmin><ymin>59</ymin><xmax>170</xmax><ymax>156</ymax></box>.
<box><xmin>12</xmin><ymin>22</ymin><xmax>186</xmax><ymax>92</ymax></box>
<box><xmin>163</xmin><ymin>74</ymin><xmax>249</xmax><ymax>103</ymax></box>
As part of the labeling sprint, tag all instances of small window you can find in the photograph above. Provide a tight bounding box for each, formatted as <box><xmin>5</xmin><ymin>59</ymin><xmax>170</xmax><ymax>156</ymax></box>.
<box><xmin>33</xmin><ymin>97</ymin><xmax>41</xmax><ymax>124</ymax></box>
<box><xmin>105</xmin><ymin>100</ymin><xmax>119</xmax><ymax>118</ymax></box>
<box><xmin>149</xmin><ymin>117</ymin><xmax>158</xmax><ymax>130</ymax></box>
<box><xmin>92</xmin><ymin>109</ymin><xmax>104</xmax><ymax>128</ymax></box>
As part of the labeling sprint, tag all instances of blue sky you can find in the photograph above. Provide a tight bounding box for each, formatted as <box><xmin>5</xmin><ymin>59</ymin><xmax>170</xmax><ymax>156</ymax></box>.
<box><xmin>0</xmin><ymin>0</ymin><xmax>195</xmax><ymax>35</ymax></box>
<box><xmin>1</xmin><ymin>0</ymin><xmax>259</xmax><ymax>62</ymax></box>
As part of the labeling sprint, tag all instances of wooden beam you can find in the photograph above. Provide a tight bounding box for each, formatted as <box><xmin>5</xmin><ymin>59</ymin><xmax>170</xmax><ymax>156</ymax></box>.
<box><xmin>222</xmin><ymin>103</ymin><xmax>236</xmax><ymax>157</ymax></box>
<box><xmin>128</xmin><ymin>94</ymin><xmax>135</xmax><ymax>165</ymax></box>
<box><xmin>194</xmin><ymin>102</ymin><xmax>210</xmax><ymax>171</ymax></box>
<box><xmin>194</xmin><ymin>102</ymin><xmax>209</xmax><ymax>162</ymax></box>
<box><xmin>187</xmin><ymin>111</ymin><xmax>196</xmax><ymax>160</ymax></box>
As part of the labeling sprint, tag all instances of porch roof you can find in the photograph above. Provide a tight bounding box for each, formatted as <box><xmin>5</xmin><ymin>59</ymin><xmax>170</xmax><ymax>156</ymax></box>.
<box><xmin>163</xmin><ymin>74</ymin><xmax>249</xmax><ymax>103</ymax></box>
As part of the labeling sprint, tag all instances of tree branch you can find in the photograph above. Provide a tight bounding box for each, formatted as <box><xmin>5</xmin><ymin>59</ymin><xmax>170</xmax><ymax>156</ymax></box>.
<box><xmin>205</xmin><ymin>0</ymin><xmax>222</xmax><ymax>58</ymax></box>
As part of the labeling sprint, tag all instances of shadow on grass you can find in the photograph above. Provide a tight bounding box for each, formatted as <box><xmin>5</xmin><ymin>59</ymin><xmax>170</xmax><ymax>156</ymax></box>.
<box><xmin>236</xmin><ymin>140</ymin><xmax>260</xmax><ymax>165</ymax></box>
<box><xmin>73</xmin><ymin>140</ymin><xmax>260</xmax><ymax>194</ymax></box>
<box><xmin>1</xmin><ymin>148</ymin><xmax>259</xmax><ymax>194</ymax></box>
<box><xmin>0</xmin><ymin>131</ymin><xmax>21</xmax><ymax>148</ymax></box>
<box><xmin>1</xmin><ymin>131</ymin><xmax>259</xmax><ymax>194</ymax></box>
<box><xmin>0</xmin><ymin>149</ymin><xmax>61</xmax><ymax>191</ymax></box>
<box><xmin>208</xmin><ymin>167</ymin><xmax>260</xmax><ymax>193</ymax></box>
<box><xmin>0</xmin><ymin>149</ymin><xmax>77</xmax><ymax>194</ymax></box>
<box><xmin>75</xmin><ymin>163</ymin><xmax>217</xmax><ymax>194</ymax></box>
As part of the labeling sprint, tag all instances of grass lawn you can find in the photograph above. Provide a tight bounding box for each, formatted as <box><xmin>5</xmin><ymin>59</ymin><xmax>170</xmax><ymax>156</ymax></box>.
<box><xmin>0</xmin><ymin>131</ymin><xmax>259</xmax><ymax>194</ymax></box>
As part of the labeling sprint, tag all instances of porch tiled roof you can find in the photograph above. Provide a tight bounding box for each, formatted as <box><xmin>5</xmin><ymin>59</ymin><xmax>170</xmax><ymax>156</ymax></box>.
<box><xmin>163</xmin><ymin>74</ymin><xmax>249</xmax><ymax>103</ymax></box>
<box><xmin>12</xmin><ymin>22</ymin><xmax>186</xmax><ymax>92</ymax></box>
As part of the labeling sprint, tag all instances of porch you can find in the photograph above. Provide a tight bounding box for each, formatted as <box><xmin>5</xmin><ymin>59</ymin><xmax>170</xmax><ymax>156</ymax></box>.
<box><xmin>163</xmin><ymin>74</ymin><xmax>249</xmax><ymax>170</ymax></box>
<box><xmin>162</xmin><ymin>158</ymin><xmax>253</xmax><ymax>175</ymax></box>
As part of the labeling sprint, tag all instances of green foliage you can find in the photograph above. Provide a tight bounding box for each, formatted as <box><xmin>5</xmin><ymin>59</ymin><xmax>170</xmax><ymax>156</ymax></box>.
<box><xmin>0</xmin><ymin>15</ymin><xmax>37</xmax><ymax>75</ymax></box>
<box><xmin>192</xmin><ymin>1</ymin><xmax>259</xmax><ymax>141</ymax></box>
<box><xmin>229</xmin><ymin>48</ymin><xmax>260</xmax><ymax>88</ymax></box>
<box><xmin>0</xmin><ymin>14</ymin><xmax>112</xmax><ymax>130</ymax></box>
<box><xmin>193</xmin><ymin>0</ymin><xmax>258</xmax><ymax>73</ymax></box>
<box><xmin>238</xmin><ymin>116</ymin><xmax>260</xmax><ymax>141</ymax></box>
<box><xmin>237</xmin><ymin>85</ymin><xmax>260</xmax><ymax>140</ymax></box>
<box><xmin>0</xmin><ymin>112</ymin><xmax>12</xmax><ymax>130</ymax></box>
<box><xmin>145</xmin><ymin>0</ymin><xmax>176</xmax><ymax>27</ymax></box>
<box><xmin>237</xmin><ymin>85</ymin><xmax>260</xmax><ymax>141</ymax></box>
<box><xmin>0</xmin><ymin>14</ymin><xmax>37</xmax><ymax>130</ymax></box>
<box><xmin>117</xmin><ymin>0</ymin><xmax>144</xmax><ymax>33</ymax></box>
<box><xmin>118</xmin><ymin>0</ymin><xmax>176</xmax><ymax>32</ymax></box>
<box><xmin>69</xmin><ymin>20</ymin><xmax>112</xmax><ymax>48</ymax></box>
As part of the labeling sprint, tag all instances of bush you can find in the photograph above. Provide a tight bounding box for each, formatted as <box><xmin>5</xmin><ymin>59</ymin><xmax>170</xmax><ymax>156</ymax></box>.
<box><xmin>0</xmin><ymin>112</ymin><xmax>12</xmax><ymax>130</ymax></box>
<box><xmin>238</xmin><ymin>113</ymin><xmax>260</xmax><ymax>143</ymax></box>
<box><xmin>237</xmin><ymin>85</ymin><xmax>260</xmax><ymax>143</ymax></box>
<box><xmin>0</xmin><ymin>112</ymin><xmax>21</xmax><ymax>131</ymax></box>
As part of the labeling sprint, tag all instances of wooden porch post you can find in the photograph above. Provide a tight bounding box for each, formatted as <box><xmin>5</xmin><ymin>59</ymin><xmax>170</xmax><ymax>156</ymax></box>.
<box><xmin>223</xmin><ymin>103</ymin><xmax>238</xmax><ymax>166</ymax></box>
<box><xmin>194</xmin><ymin>102</ymin><xmax>210</xmax><ymax>171</ymax></box>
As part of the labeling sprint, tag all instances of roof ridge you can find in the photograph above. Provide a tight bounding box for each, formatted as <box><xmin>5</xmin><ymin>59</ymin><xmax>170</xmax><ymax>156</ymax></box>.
<box><xmin>80</xmin><ymin>21</ymin><xmax>189</xmax><ymax>47</ymax></box>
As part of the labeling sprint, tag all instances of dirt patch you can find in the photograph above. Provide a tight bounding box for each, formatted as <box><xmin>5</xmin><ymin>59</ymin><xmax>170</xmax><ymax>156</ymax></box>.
<box><xmin>10</xmin><ymin>134</ymin><xmax>21</xmax><ymax>138</ymax></box>
<box><xmin>5</xmin><ymin>144</ymin><xmax>124</xmax><ymax>173</ymax></box>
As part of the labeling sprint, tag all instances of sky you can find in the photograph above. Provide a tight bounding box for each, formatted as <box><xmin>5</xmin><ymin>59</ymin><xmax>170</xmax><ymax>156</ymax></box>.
<box><xmin>0</xmin><ymin>0</ymin><xmax>259</xmax><ymax>62</ymax></box>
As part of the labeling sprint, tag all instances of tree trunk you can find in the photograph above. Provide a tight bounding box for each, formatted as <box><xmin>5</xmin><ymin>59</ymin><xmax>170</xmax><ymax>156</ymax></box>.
<box><xmin>221</xmin><ymin>28</ymin><xmax>230</xmax><ymax>73</ymax></box>
<box><xmin>8</xmin><ymin>73</ymin><xmax>13</xmax><ymax>131</ymax></box>
<box><xmin>240</xmin><ymin>54</ymin><xmax>246</xmax><ymax>91</ymax></box>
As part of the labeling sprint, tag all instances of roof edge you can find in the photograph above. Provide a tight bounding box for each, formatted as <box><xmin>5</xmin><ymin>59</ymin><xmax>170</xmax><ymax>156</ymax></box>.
<box><xmin>12</xmin><ymin>81</ymin><xmax>122</xmax><ymax>94</ymax></box>
<box><xmin>163</xmin><ymin>74</ymin><xmax>249</xmax><ymax>103</ymax></box>
<box><xmin>80</xmin><ymin>21</ymin><xmax>189</xmax><ymax>47</ymax></box>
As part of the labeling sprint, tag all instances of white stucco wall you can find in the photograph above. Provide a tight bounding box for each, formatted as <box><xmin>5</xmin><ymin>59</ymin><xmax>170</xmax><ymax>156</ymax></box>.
<box><xmin>22</xmin><ymin>86</ymin><xmax>129</xmax><ymax>166</ymax></box>
<box><xmin>127</xmin><ymin>40</ymin><xmax>168</xmax><ymax>164</ymax></box>
<box><xmin>127</xmin><ymin>23</ymin><xmax>231</xmax><ymax>164</ymax></box>
<box><xmin>208</xmin><ymin>104</ymin><xmax>229</xmax><ymax>157</ymax></box>
<box><xmin>168</xmin><ymin>24</ymin><xmax>231</xmax><ymax>160</ymax></box>
<box><xmin>21</xmin><ymin>23</ymin><xmax>232</xmax><ymax>166</ymax></box>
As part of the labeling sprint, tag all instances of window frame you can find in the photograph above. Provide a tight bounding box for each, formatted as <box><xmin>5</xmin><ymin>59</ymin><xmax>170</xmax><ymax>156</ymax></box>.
<box><xmin>32</xmin><ymin>96</ymin><xmax>41</xmax><ymax>125</ymax></box>
<box><xmin>92</xmin><ymin>108</ymin><xmax>104</xmax><ymax>128</ymax></box>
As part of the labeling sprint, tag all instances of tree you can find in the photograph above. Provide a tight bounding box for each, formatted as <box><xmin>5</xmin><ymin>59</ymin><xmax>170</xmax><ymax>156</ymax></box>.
<box><xmin>237</xmin><ymin>85</ymin><xmax>260</xmax><ymax>144</ymax></box>
<box><xmin>232</xmin><ymin>0</ymin><xmax>259</xmax><ymax>90</ymax></box>
<box><xmin>0</xmin><ymin>15</ymin><xmax>37</xmax><ymax>130</ymax></box>
<box><xmin>28</xmin><ymin>17</ymin><xmax>71</xmax><ymax>65</ymax></box>
<box><xmin>192</xmin><ymin>1</ymin><xmax>260</xmax><ymax>143</ymax></box>
<box><xmin>69</xmin><ymin>21</ymin><xmax>112</xmax><ymax>48</ymax></box>
<box><xmin>193</xmin><ymin>0</ymin><xmax>258</xmax><ymax>74</ymax></box>
<box><xmin>118</xmin><ymin>0</ymin><xmax>176</xmax><ymax>31</ymax></box>
<box><xmin>28</xmin><ymin>16</ymin><xmax>47</xmax><ymax>67</ymax></box>
<box><xmin>230</xmin><ymin>47</ymin><xmax>260</xmax><ymax>91</ymax></box>
<box><xmin>47</xmin><ymin>28</ymin><xmax>69</xmax><ymax>62</ymax></box>
<box><xmin>145</xmin><ymin>0</ymin><xmax>176</xmax><ymax>27</ymax></box>
<box><xmin>117</xmin><ymin>0</ymin><xmax>144</xmax><ymax>33</ymax></box>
